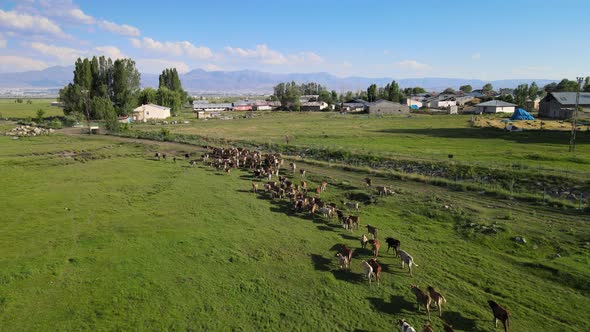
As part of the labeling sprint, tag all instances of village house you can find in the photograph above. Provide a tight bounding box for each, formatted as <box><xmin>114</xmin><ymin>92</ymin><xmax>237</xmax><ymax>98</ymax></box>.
<box><xmin>367</xmin><ymin>99</ymin><xmax>410</xmax><ymax>115</ymax></box>
<box><xmin>192</xmin><ymin>101</ymin><xmax>233</xmax><ymax>112</ymax></box>
<box><xmin>132</xmin><ymin>104</ymin><xmax>171</xmax><ymax>122</ymax></box>
<box><xmin>233</xmin><ymin>100</ymin><xmax>252</xmax><ymax>111</ymax></box>
<box><xmin>474</xmin><ymin>100</ymin><xmax>516</xmax><ymax>114</ymax></box>
<box><xmin>300</xmin><ymin>101</ymin><xmax>328</xmax><ymax>112</ymax></box>
<box><xmin>342</xmin><ymin>99</ymin><xmax>369</xmax><ymax>112</ymax></box>
<box><xmin>539</xmin><ymin>92</ymin><xmax>590</xmax><ymax>119</ymax></box>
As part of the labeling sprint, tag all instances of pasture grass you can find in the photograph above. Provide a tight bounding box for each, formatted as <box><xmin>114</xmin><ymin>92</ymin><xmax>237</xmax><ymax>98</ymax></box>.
<box><xmin>0</xmin><ymin>134</ymin><xmax>588</xmax><ymax>331</ymax></box>
<box><xmin>0</xmin><ymin>99</ymin><xmax>62</xmax><ymax>119</ymax></box>
<box><xmin>134</xmin><ymin>111</ymin><xmax>590</xmax><ymax>175</ymax></box>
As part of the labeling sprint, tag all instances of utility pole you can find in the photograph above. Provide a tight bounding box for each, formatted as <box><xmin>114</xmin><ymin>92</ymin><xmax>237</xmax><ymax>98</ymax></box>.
<box><xmin>569</xmin><ymin>77</ymin><xmax>583</xmax><ymax>153</ymax></box>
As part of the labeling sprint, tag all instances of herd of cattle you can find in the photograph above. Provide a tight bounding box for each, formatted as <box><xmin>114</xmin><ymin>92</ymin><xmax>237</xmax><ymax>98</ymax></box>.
<box><xmin>155</xmin><ymin>147</ymin><xmax>512</xmax><ymax>332</ymax></box>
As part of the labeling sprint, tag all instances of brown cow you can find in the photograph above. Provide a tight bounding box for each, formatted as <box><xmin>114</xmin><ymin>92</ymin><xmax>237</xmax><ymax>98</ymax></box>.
<box><xmin>364</xmin><ymin>177</ymin><xmax>372</xmax><ymax>187</ymax></box>
<box><xmin>368</xmin><ymin>258</ymin><xmax>382</xmax><ymax>285</ymax></box>
<box><xmin>410</xmin><ymin>285</ymin><xmax>432</xmax><ymax>320</ymax></box>
<box><xmin>320</xmin><ymin>180</ymin><xmax>327</xmax><ymax>192</ymax></box>
<box><xmin>488</xmin><ymin>300</ymin><xmax>510</xmax><ymax>332</ymax></box>
<box><xmin>251</xmin><ymin>182</ymin><xmax>258</xmax><ymax>193</ymax></box>
<box><xmin>339</xmin><ymin>244</ymin><xmax>353</xmax><ymax>263</ymax></box>
<box><xmin>370</xmin><ymin>239</ymin><xmax>381</xmax><ymax>257</ymax></box>
<box><xmin>427</xmin><ymin>286</ymin><xmax>447</xmax><ymax>317</ymax></box>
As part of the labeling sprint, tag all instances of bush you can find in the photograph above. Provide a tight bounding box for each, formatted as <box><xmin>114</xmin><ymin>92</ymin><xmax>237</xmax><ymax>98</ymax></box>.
<box><xmin>47</xmin><ymin>119</ymin><xmax>63</xmax><ymax>129</ymax></box>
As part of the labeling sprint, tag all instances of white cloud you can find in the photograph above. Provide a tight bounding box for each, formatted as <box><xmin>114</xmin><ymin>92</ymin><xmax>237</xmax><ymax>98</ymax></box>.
<box><xmin>395</xmin><ymin>60</ymin><xmax>431</xmax><ymax>70</ymax></box>
<box><xmin>136</xmin><ymin>59</ymin><xmax>190</xmax><ymax>74</ymax></box>
<box><xmin>131</xmin><ymin>37</ymin><xmax>213</xmax><ymax>59</ymax></box>
<box><xmin>68</xmin><ymin>8</ymin><xmax>95</xmax><ymax>24</ymax></box>
<box><xmin>472</xmin><ymin>52</ymin><xmax>481</xmax><ymax>60</ymax></box>
<box><xmin>0</xmin><ymin>55</ymin><xmax>48</xmax><ymax>72</ymax></box>
<box><xmin>29</xmin><ymin>42</ymin><xmax>127</xmax><ymax>64</ymax></box>
<box><xmin>0</xmin><ymin>9</ymin><xmax>68</xmax><ymax>38</ymax></box>
<box><xmin>98</xmin><ymin>20</ymin><xmax>140</xmax><ymax>37</ymax></box>
<box><xmin>94</xmin><ymin>46</ymin><xmax>126</xmax><ymax>60</ymax></box>
<box><xmin>225</xmin><ymin>44</ymin><xmax>323</xmax><ymax>65</ymax></box>
<box><xmin>30</xmin><ymin>42</ymin><xmax>85</xmax><ymax>64</ymax></box>
<box><xmin>0</xmin><ymin>33</ymin><xmax>6</xmax><ymax>48</ymax></box>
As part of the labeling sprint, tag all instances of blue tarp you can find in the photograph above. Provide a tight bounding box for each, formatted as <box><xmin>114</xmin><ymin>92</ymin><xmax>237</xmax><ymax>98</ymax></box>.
<box><xmin>410</xmin><ymin>105</ymin><xmax>419</xmax><ymax>110</ymax></box>
<box><xmin>510</xmin><ymin>108</ymin><xmax>535</xmax><ymax>120</ymax></box>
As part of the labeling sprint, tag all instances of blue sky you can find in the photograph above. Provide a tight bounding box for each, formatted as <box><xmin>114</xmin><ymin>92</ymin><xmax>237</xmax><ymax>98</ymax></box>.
<box><xmin>0</xmin><ymin>0</ymin><xmax>588</xmax><ymax>79</ymax></box>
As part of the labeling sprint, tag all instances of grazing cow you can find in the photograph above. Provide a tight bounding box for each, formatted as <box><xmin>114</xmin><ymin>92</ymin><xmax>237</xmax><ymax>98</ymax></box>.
<box><xmin>398</xmin><ymin>319</ymin><xmax>416</xmax><ymax>332</ymax></box>
<box><xmin>319</xmin><ymin>206</ymin><xmax>333</xmax><ymax>219</ymax></box>
<box><xmin>488</xmin><ymin>300</ymin><xmax>510</xmax><ymax>332</ymax></box>
<box><xmin>344</xmin><ymin>202</ymin><xmax>359</xmax><ymax>211</ymax></box>
<box><xmin>301</xmin><ymin>180</ymin><xmax>307</xmax><ymax>190</ymax></box>
<box><xmin>360</xmin><ymin>260</ymin><xmax>375</xmax><ymax>285</ymax></box>
<box><xmin>315</xmin><ymin>186</ymin><xmax>322</xmax><ymax>196</ymax></box>
<box><xmin>289</xmin><ymin>162</ymin><xmax>296</xmax><ymax>172</ymax></box>
<box><xmin>427</xmin><ymin>286</ymin><xmax>447</xmax><ymax>317</ymax></box>
<box><xmin>190</xmin><ymin>160</ymin><xmax>197</xmax><ymax>167</ymax></box>
<box><xmin>335</xmin><ymin>209</ymin><xmax>344</xmax><ymax>221</ymax></box>
<box><xmin>364</xmin><ymin>177</ymin><xmax>372</xmax><ymax>187</ymax></box>
<box><xmin>398</xmin><ymin>250</ymin><xmax>418</xmax><ymax>276</ymax></box>
<box><xmin>155</xmin><ymin>152</ymin><xmax>162</xmax><ymax>160</ymax></box>
<box><xmin>368</xmin><ymin>258</ymin><xmax>382</xmax><ymax>285</ymax></box>
<box><xmin>251</xmin><ymin>182</ymin><xmax>258</xmax><ymax>193</ymax></box>
<box><xmin>371</xmin><ymin>239</ymin><xmax>381</xmax><ymax>257</ymax></box>
<box><xmin>338</xmin><ymin>244</ymin><xmax>354</xmax><ymax>264</ymax></box>
<box><xmin>410</xmin><ymin>285</ymin><xmax>432</xmax><ymax>320</ymax></box>
<box><xmin>335</xmin><ymin>253</ymin><xmax>349</xmax><ymax>270</ymax></box>
<box><xmin>320</xmin><ymin>180</ymin><xmax>327</xmax><ymax>192</ymax></box>
<box><xmin>366</xmin><ymin>224</ymin><xmax>378</xmax><ymax>239</ymax></box>
<box><xmin>162</xmin><ymin>154</ymin><xmax>167</xmax><ymax>160</ymax></box>
<box><xmin>376</xmin><ymin>185</ymin><xmax>391</xmax><ymax>196</ymax></box>
<box><xmin>185</xmin><ymin>153</ymin><xmax>190</xmax><ymax>159</ymax></box>
<box><xmin>385</xmin><ymin>237</ymin><xmax>401</xmax><ymax>256</ymax></box>
<box><xmin>172</xmin><ymin>156</ymin><xmax>177</xmax><ymax>163</ymax></box>
<box><xmin>422</xmin><ymin>324</ymin><xmax>434</xmax><ymax>332</ymax></box>
<box><xmin>300</xmin><ymin>169</ymin><xmax>306</xmax><ymax>178</ymax></box>
<box><xmin>360</xmin><ymin>234</ymin><xmax>369</xmax><ymax>249</ymax></box>
<box><xmin>346</xmin><ymin>215</ymin><xmax>359</xmax><ymax>231</ymax></box>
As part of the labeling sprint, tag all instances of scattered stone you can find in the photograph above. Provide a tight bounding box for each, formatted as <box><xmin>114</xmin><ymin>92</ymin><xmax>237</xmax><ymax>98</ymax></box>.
<box><xmin>4</xmin><ymin>125</ymin><xmax>54</xmax><ymax>137</ymax></box>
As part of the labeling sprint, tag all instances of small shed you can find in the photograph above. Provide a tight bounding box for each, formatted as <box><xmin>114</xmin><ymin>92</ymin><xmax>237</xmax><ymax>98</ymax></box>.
<box><xmin>475</xmin><ymin>100</ymin><xmax>516</xmax><ymax>114</ymax></box>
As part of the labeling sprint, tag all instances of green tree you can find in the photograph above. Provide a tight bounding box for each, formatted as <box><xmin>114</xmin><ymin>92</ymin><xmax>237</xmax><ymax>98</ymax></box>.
<box><xmin>528</xmin><ymin>82</ymin><xmax>539</xmax><ymax>100</ymax></box>
<box><xmin>514</xmin><ymin>84</ymin><xmax>529</xmax><ymax>108</ymax></box>
<box><xmin>443</xmin><ymin>87</ymin><xmax>455</xmax><ymax>94</ymax></box>
<box><xmin>584</xmin><ymin>77</ymin><xmax>590</xmax><ymax>92</ymax></box>
<box><xmin>459</xmin><ymin>85</ymin><xmax>472</xmax><ymax>93</ymax></box>
<box><xmin>367</xmin><ymin>84</ymin><xmax>378</xmax><ymax>102</ymax></box>
<box><xmin>387</xmin><ymin>80</ymin><xmax>400</xmax><ymax>102</ymax></box>
<box><xmin>331</xmin><ymin>90</ymin><xmax>338</xmax><ymax>103</ymax></box>
<box><xmin>36</xmin><ymin>109</ymin><xmax>45</xmax><ymax>123</ymax></box>
<box><xmin>91</xmin><ymin>96</ymin><xmax>119</xmax><ymax>132</ymax></box>
<box><xmin>138</xmin><ymin>88</ymin><xmax>158</xmax><ymax>105</ymax></box>
<box><xmin>482</xmin><ymin>83</ymin><xmax>493</xmax><ymax>92</ymax></box>
<box><xmin>112</xmin><ymin>59</ymin><xmax>140</xmax><ymax>116</ymax></box>
<box><xmin>554</xmin><ymin>79</ymin><xmax>579</xmax><ymax>92</ymax></box>
<box><xmin>157</xmin><ymin>87</ymin><xmax>182</xmax><ymax>116</ymax></box>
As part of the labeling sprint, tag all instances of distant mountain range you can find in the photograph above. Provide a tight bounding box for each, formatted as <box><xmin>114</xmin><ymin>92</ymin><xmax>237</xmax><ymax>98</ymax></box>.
<box><xmin>0</xmin><ymin>66</ymin><xmax>559</xmax><ymax>94</ymax></box>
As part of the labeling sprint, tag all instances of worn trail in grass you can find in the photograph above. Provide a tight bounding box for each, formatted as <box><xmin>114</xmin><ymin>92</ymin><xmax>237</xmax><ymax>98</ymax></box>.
<box><xmin>0</xmin><ymin>134</ymin><xmax>588</xmax><ymax>331</ymax></box>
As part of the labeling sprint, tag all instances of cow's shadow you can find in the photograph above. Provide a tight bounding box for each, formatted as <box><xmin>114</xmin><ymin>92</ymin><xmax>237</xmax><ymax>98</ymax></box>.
<box><xmin>310</xmin><ymin>254</ymin><xmax>331</xmax><ymax>272</ymax></box>
<box><xmin>368</xmin><ymin>295</ymin><xmax>415</xmax><ymax>315</ymax></box>
<box><xmin>442</xmin><ymin>311</ymin><xmax>485</xmax><ymax>332</ymax></box>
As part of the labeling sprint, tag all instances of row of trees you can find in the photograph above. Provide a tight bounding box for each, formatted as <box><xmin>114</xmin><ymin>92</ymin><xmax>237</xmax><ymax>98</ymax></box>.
<box><xmin>59</xmin><ymin>57</ymin><xmax>189</xmax><ymax>130</ymax></box>
<box><xmin>273</xmin><ymin>81</ymin><xmax>339</xmax><ymax>110</ymax></box>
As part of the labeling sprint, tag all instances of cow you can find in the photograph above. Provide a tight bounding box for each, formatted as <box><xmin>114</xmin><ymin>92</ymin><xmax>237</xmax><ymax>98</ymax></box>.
<box><xmin>360</xmin><ymin>260</ymin><xmax>375</xmax><ymax>285</ymax></box>
<box><xmin>368</xmin><ymin>258</ymin><xmax>382</xmax><ymax>285</ymax></box>
<box><xmin>338</xmin><ymin>244</ymin><xmax>353</xmax><ymax>264</ymax></box>
<box><xmin>251</xmin><ymin>182</ymin><xmax>258</xmax><ymax>193</ymax></box>
<box><xmin>370</xmin><ymin>239</ymin><xmax>381</xmax><ymax>257</ymax></box>
<box><xmin>335</xmin><ymin>253</ymin><xmax>349</xmax><ymax>270</ymax></box>
<box><xmin>360</xmin><ymin>234</ymin><xmax>369</xmax><ymax>249</ymax></box>
<box><xmin>344</xmin><ymin>202</ymin><xmax>359</xmax><ymax>211</ymax></box>
<box><xmin>366</xmin><ymin>224</ymin><xmax>378</xmax><ymax>239</ymax></box>
<box><xmin>320</xmin><ymin>180</ymin><xmax>328</xmax><ymax>192</ymax></box>
<box><xmin>376</xmin><ymin>186</ymin><xmax>391</xmax><ymax>196</ymax></box>
<box><xmin>385</xmin><ymin>237</ymin><xmax>401</xmax><ymax>256</ymax></box>
<box><xmin>410</xmin><ymin>285</ymin><xmax>432</xmax><ymax>320</ymax></box>
<box><xmin>364</xmin><ymin>177</ymin><xmax>372</xmax><ymax>187</ymax></box>
<box><xmin>488</xmin><ymin>300</ymin><xmax>511</xmax><ymax>332</ymax></box>
<box><xmin>289</xmin><ymin>162</ymin><xmax>296</xmax><ymax>172</ymax></box>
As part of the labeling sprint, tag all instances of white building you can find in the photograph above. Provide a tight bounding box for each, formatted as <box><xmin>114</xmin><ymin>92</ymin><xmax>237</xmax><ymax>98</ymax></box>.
<box><xmin>475</xmin><ymin>100</ymin><xmax>516</xmax><ymax>114</ymax></box>
<box><xmin>132</xmin><ymin>104</ymin><xmax>171</xmax><ymax>122</ymax></box>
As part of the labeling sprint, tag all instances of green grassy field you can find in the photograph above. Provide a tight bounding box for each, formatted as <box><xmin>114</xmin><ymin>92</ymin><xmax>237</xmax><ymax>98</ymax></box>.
<box><xmin>134</xmin><ymin>111</ymin><xmax>590</xmax><ymax>176</ymax></box>
<box><xmin>1</xmin><ymin>134</ymin><xmax>588</xmax><ymax>331</ymax></box>
<box><xmin>0</xmin><ymin>99</ymin><xmax>62</xmax><ymax>119</ymax></box>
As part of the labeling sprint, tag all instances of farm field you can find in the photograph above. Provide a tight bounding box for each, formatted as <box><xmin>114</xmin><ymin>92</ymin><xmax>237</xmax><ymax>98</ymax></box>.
<box><xmin>0</xmin><ymin>99</ymin><xmax>62</xmax><ymax>119</ymax></box>
<box><xmin>132</xmin><ymin>112</ymin><xmax>590</xmax><ymax>176</ymax></box>
<box><xmin>0</xmin><ymin>133</ymin><xmax>588</xmax><ymax>331</ymax></box>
